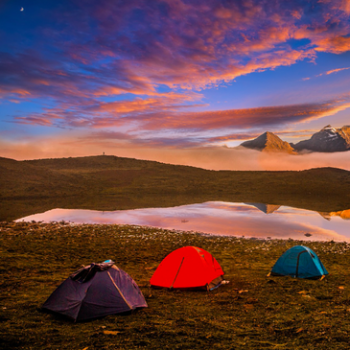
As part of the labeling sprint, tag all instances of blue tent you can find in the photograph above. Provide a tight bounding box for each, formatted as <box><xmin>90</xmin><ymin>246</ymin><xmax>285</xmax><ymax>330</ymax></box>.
<box><xmin>271</xmin><ymin>245</ymin><xmax>328</xmax><ymax>279</ymax></box>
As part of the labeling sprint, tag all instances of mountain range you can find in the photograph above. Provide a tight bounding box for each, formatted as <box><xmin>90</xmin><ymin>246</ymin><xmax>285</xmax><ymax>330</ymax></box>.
<box><xmin>241</xmin><ymin>125</ymin><xmax>350</xmax><ymax>154</ymax></box>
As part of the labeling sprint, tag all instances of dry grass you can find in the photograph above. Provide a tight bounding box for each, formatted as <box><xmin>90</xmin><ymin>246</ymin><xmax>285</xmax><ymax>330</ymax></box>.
<box><xmin>1</xmin><ymin>155</ymin><xmax>350</xmax><ymax>221</ymax></box>
<box><xmin>1</xmin><ymin>221</ymin><xmax>350</xmax><ymax>349</ymax></box>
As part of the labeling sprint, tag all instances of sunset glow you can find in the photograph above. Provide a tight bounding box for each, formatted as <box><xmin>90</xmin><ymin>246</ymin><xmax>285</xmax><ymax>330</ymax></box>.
<box><xmin>1</xmin><ymin>0</ymin><xmax>350</xmax><ymax>169</ymax></box>
<box><xmin>17</xmin><ymin>202</ymin><xmax>350</xmax><ymax>242</ymax></box>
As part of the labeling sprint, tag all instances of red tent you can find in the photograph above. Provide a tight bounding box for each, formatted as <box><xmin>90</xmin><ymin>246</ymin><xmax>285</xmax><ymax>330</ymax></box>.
<box><xmin>150</xmin><ymin>246</ymin><xmax>224</xmax><ymax>290</ymax></box>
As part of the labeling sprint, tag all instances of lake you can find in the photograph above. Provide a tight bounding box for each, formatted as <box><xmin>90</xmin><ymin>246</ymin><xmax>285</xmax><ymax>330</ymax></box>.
<box><xmin>16</xmin><ymin>201</ymin><xmax>350</xmax><ymax>242</ymax></box>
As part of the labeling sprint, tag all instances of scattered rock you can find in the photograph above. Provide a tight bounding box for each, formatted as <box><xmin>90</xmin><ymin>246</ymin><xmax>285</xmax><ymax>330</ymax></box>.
<box><xmin>103</xmin><ymin>330</ymin><xmax>120</xmax><ymax>335</ymax></box>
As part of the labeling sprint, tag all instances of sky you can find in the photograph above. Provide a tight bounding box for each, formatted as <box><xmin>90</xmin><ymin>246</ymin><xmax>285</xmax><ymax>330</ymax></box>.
<box><xmin>0</xmin><ymin>0</ymin><xmax>350</xmax><ymax>170</ymax></box>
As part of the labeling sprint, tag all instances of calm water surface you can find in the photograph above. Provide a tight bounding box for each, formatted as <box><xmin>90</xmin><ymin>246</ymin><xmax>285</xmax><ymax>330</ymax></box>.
<box><xmin>17</xmin><ymin>202</ymin><xmax>350</xmax><ymax>242</ymax></box>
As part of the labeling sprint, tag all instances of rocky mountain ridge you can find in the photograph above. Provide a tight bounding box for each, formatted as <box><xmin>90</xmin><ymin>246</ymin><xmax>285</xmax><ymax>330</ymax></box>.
<box><xmin>241</xmin><ymin>125</ymin><xmax>350</xmax><ymax>153</ymax></box>
<box><xmin>240</xmin><ymin>132</ymin><xmax>297</xmax><ymax>154</ymax></box>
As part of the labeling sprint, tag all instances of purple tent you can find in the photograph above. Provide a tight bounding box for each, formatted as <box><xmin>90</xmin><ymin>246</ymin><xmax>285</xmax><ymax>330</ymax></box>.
<box><xmin>42</xmin><ymin>261</ymin><xmax>147</xmax><ymax>321</ymax></box>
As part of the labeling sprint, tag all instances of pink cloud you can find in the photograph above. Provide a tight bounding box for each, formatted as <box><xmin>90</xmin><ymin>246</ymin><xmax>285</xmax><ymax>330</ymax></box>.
<box><xmin>2</xmin><ymin>0</ymin><xmax>350</xmax><ymax>105</ymax></box>
<box><xmin>120</xmin><ymin>98</ymin><xmax>350</xmax><ymax>132</ymax></box>
<box><xmin>13</xmin><ymin>96</ymin><xmax>350</xmax><ymax>137</ymax></box>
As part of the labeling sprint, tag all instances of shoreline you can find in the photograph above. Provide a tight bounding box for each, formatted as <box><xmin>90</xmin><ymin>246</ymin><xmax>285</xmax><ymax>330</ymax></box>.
<box><xmin>3</xmin><ymin>220</ymin><xmax>350</xmax><ymax>245</ymax></box>
<box><xmin>2</xmin><ymin>156</ymin><xmax>350</xmax><ymax>222</ymax></box>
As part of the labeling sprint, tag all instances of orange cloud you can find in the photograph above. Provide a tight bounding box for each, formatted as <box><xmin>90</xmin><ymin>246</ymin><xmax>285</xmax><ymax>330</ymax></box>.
<box><xmin>319</xmin><ymin>0</ymin><xmax>350</xmax><ymax>15</ymax></box>
<box><xmin>88</xmin><ymin>91</ymin><xmax>204</xmax><ymax>114</ymax></box>
<box><xmin>326</xmin><ymin>67</ymin><xmax>350</xmax><ymax>75</ymax></box>
<box><xmin>302</xmin><ymin>66</ymin><xmax>350</xmax><ymax>80</ymax></box>
<box><xmin>315</xmin><ymin>36</ymin><xmax>350</xmax><ymax>54</ymax></box>
<box><xmin>122</xmin><ymin>99</ymin><xmax>350</xmax><ymax>132</ymax></box>
<box><xmin>90</xmin><ymin>98</ymin><xmax>175</xmax><ymax>114</ymax></box>
<box><xmin>13</xmin><ymin>96</ymin><xmax>350</xmax><ymax>136</ymax></box>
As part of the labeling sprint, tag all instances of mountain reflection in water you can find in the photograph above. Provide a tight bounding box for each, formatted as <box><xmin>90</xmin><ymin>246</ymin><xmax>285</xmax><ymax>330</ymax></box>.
<box><xmin>17</xmin><ymin>202</ymin><xmax>350</xmax><ymax>242</ymax></box>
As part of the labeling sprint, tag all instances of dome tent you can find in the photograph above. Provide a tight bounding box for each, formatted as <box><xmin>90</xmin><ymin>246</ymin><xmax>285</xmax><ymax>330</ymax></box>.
<box><xmin>42</xmin><ymin>260</ymin><xmax>147</xmax><ymax>322</ymax></box>
<box><xmin>150</xmin><ymin>246</ymin><xmax>224</xmax><ymax>290</ymax></box>
<box><xmin>271</xmin><ymin>245</ymin><xmax>328</xmax><ymax>279</ymax></box>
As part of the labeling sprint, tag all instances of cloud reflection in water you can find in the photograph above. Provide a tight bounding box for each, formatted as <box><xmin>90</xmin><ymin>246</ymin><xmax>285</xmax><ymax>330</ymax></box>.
<box><xmin>17</xmin><ymin>202</ymin><xmax>350</xmax><ymax>242</ymax></box>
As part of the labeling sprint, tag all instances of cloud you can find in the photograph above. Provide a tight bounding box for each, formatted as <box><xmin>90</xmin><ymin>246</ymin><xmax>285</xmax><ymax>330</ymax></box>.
<box><xmin>12</xmin><ymin>96</ymin><xmax>350</xmax><ymax>140</ymax></box>
<box><xmin>209</xmin><ymin>129</ymin><xmax>317</xmax><ymax>145</ymax></box>
<box><xmin>208</xmin><ymin>133</ymin><xmax>261</xmax><ymax>143</ymax></box>
<box><xmin>256</xmin><ymin>149</ymin><xmax>350</xmax><ymax>171</ymax></box>
<box><xmin>14</xmin><ymin>115</ymin><xmax>59</xmax><ymax>126</ymax></box>
<box><xmin>302</xmin><ymin>66</ymin><xmax>350</xmax><ymax>80</ymax></box>
<box><xmin>2</xmin><ymin>135</ymin><xmax>350</xmax><ymax>173</ymax></box>
<box><xmin>1</xmin><ymin>0</ymin><xmax>350</xmax><ymax>104</ymax></box>
<box><xmin>326</xmin><ymin>67</ymin><xmax>350</xmax><ymax>75</ymax></box>
<box><xmin>11</xmin><ymin>91</ymin><xmax>205</xmax><ymax>129</ymax></box>
<box><xmin>2</xmin><ymin>0</ymin><xmax>350</xmax><ymax>164</ymax></box>
<box><xmin>78</xmin><ymin>130</ymin><xmax>209</xmax><ymax>149</ymax></box>
<box><xmin>59</xmin><ymin>0</ymin><xmax>350</xmax><ymax>91</ymax></box>
<box><xmin>313</xmin><ymin>36</ymin><xmax>350</xmax><ymax>54</ymax></box>
<box><xmin>86</xmin><ymin>92</ymin><xmax>204</xmax><ymax>114</ymax></box>
<box><xmin>319</xmin><ymin>0</ymin><xmax>350</xmax><ymax>15</ymax></box>
<box><xmin>115</xmin><ymin>98</ymin><xmax>350</xmax><ymax>132</ymax></box>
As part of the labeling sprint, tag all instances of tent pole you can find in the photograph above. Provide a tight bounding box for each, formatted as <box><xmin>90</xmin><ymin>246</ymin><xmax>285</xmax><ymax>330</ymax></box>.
<box><xmin>296</xmin><ymin>250</ymin><xmax>307</xmax><ymax>278</ymax></box>
<box><xmin>107</xmin><ymin>271</ymin><xmax>132</xmax><ymax>309</ymax></box>
<box><xmin>170</xmin><ymin>257</ymin><xmax>185</xmax><ymax>289</ymax></box>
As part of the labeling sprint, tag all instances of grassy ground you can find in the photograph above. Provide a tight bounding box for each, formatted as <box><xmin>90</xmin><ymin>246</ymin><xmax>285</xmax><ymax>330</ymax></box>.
<box><xmin>1</xmin><ymin>155</ymin><xmax>350</xmax><ymax>220</ymax></box>
<box><xmin>1</xmin><ymin>221</ymin><xmax>350</xmax><ymax>349</ymax></box>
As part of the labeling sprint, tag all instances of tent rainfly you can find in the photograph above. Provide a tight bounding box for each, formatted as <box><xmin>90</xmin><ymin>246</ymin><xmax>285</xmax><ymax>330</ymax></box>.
<box><xmin>42</xmin><ymin>260</ymin><xmax>147</xmax><ymax>321</ymax></box>
<box><xmin>150</xmin><ymin>246</ymin><xmax>224</xmax><ymax>290</ymax></box>
<box><xmin>270</xmin><ymin>245</ymin><xmax>328</xmax><ymax>279</ymax></box>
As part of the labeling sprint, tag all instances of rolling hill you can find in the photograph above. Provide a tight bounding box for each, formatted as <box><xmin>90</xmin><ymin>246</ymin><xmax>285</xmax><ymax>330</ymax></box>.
<box><xmin>1</xmin><ymin>155</ymin><xmax>350</xmax><ymax>220</ymax></box>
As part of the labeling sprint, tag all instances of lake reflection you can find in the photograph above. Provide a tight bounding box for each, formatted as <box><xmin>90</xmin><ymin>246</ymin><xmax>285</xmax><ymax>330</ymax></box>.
<box><xmin>17</xmin><ymin>202</ymin><xmax>350</xmax><ymax>242</ymax></box>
